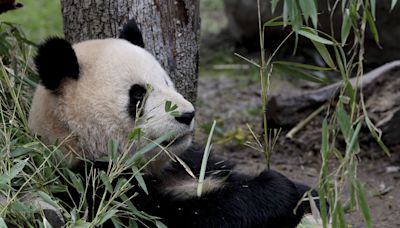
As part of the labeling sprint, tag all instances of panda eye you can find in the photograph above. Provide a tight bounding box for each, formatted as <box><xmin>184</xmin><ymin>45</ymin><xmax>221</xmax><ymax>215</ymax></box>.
<box><xmin>130</xmin><ymin>84</ymin><xmax>146</xmax><ymax>100</ymax></box>
<box><xmin>128</xmin><ymin>84</ymin><xmax>147</xmax><ymax>118</ymax></box>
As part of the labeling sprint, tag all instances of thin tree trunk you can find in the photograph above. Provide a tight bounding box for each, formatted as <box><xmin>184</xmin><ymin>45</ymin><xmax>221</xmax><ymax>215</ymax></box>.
<box><xmin>60</xmin><ymin>0</ymin><xmax>200</xmax><ymax>104</ymax></box>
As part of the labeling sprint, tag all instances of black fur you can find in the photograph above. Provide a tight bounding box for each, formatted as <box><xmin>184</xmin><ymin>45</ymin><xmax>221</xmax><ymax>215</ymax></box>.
<box><xmin>62</xmin><ymin>145</ymin><xmax>312</xmax><ymax>228</ymax></box>
<box><xmin>128</xmin><ymin>84</ymin><xmax>147</xmax><ymax>118</ymax></box>
<box><xmin>119</xmin><ymin>18</ymin><xmax>145</xmax><ymax>48</ymax></box>
<box><xmin>34</xmin><ymin>37</ymin><xmax>79</xmax><ymax>91</ymax></box>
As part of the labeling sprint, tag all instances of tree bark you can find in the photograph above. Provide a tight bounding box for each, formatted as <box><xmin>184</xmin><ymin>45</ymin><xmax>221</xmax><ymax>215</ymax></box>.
<box><xmin>60</xmin><ymin>0</ymin><xmax>200</xmax><ymax>104</ymax></box>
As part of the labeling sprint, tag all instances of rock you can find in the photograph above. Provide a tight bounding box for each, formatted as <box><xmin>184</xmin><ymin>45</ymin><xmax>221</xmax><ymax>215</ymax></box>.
<box><xmin>224</xmin><ymin>0</ymin><xmax>400</xmax><ymax>65</ymax></box>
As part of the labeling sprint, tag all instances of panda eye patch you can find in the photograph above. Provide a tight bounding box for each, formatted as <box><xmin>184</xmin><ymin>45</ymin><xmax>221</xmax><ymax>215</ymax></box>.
<box><xmin>128</xmin><ymin>84</ymin><xmax>147</xmax><ymax>118</ymax></box>
<box><xmin>130</xmin><ymin>84</ymin><xmax>146</xmax><ymax>100</ymax></box>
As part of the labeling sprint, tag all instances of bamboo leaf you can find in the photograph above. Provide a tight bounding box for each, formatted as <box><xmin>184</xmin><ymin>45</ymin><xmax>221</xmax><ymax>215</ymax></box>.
<box><xmin>98</xmin><ymin>209</ymin><xmax>118</xmax><ymax>224</ymax></box>
<box><xmin>0</xmin><ymin>217</ymin><xmax>7</xmax><ymax>228</ymax></box>
<box><xmin>312</xmin><ymin>41</ymin><xmax>336</xmax><ymax>69</ymax></box>
<box><xmin>197</xmin><ymin>120</ymin><xmax>217</xmax><ymax>197</ymax></box>
<box><xmin>298</xmin><ymin>28</ymin><xmax>335</xmax><ymax>45</ymax></box>
<box><xmin>111</xmin><ymin>218</ymin><xmax>123</xmax><ymax>228</ymax></box>
<box><xmin>336</xmin><ymin>104</ymin><xmax>353</xmax><ymax>143</ymax></box>
<box><xmin>273</xmin><ymin>61</ymin><xmax>332</xmax><ymax>71</ymax></box>
<box><xmin>99</xmin><ymin>171</ymin><xmax>113</xmax><ymax>193</ymax></box>
<box><xmin>132</xmin><ymin>166</ymin><xmax>148</xmax><ymax>195</ymax></box>
<box><xmin>370</xmin><ymin>0</ymin><xmax>376</xmax><ymax>19</ymax></box>
<box><xmin>107</xmin><ymin>140</ymin><xmax>119</xmax><ymax>162</ymax></box>
<box><xmin>283</xmin><ymin>0</ymin><xmax>289</xmax><ymax>26</ymax></box>
<box><xmin>271</xmin><ymin>0</ymin><xmax>280</xmax><ymax>13</ymax></box>
<box><xmin>299</xmin><ymin>0</ymin><xmax>318</xmax><ymax>28</ymax></box>
<box><xmin>129</xmin><ymin>128</ymin><xmax>142</xmax><ymax>141</ymax></box>
<box><xmin>365</xmin><ymin>116</ymin><xmax>390</xmax><ymax>156</ymax></box>
<box><xmin>155</xmin><ymin>221</ymin><xmax>168</xmax><ymax>228</ymax></box>
<box><xmin>263</xmin><ymin>16</ymin><xmax>284</xmax><ymax>27</ymax></box>
<box><xmin>273</xmin><ymin>63</ymin><xmax>327</xmax><ymax>83</ymax></box>
<box><xmin>366</xmin><ymin>9</ymin><xmax>380</xmax><ymax>46</ymax></box>
<box><xmin>38</xmin><ymin>191</ymin><xmax>60</xmax><ymax>209</ymax></box>
<box><xmin>125</xmin><ymin>131</ymin><xmax>175</xmax><ymax>167</ymax></box>
<box><xmin>321</xmin><ymin>119</ymin><xmax>329</xmax><ymax>161</ymax></box>
<box><xmin>0</xmin><ymin>158</ymin><xmax>28</xmax><ymax>185</ymax></box>
<box><xmin>66</xmin><ymin>170</ymin><xmax>84</xmax><ymax>194</ymax></box>
<box><xmin>345</xmin><ymin>122</ymin><xmax>361</xmax><ymax>157</ymax></box>
<box><xmin>318</xmin><ymin>189</ymin><xmax>329</xmax><ymax>227</ymax></box>
<box><xmin>354</xmin><ymin>179</ymin><xmax>372</xmax><ymax>228</ymax></box>
<box><xmin>341</xmin><ymin>9</ymin><xmax>352</xmax><ymax>46</ymax></box>
<box><xmin>391</xmin><ymin>0</ymin><xmax>398</xmax><ymax>10</ymax></box>
<box><xmin>164</xmin><ymin>100</ymin><xmax>171</xmax><ymax>112</ymax></box>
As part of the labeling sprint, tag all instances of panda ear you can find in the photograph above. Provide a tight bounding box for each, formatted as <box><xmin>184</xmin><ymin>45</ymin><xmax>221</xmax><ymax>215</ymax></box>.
<box><xmin>119</xmin><ymin>18</ymin><xmax>145</xmax><ymax>48</ymax></box>
<box><xmin>34</xmin><ymin>37</ymin><xmax>80</xmax><ymax>91</ymax></box>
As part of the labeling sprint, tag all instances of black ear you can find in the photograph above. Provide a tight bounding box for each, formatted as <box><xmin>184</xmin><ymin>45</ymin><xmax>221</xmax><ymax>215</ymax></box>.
<box><xmin>34</xmin><ymin>37</ymin><xmax>80</xmax><ymax>91</ymax></box>
<box><xmin>119</xmin><ymin>18</ymin><xmax>145</xmax><ymax>48</ymax></box>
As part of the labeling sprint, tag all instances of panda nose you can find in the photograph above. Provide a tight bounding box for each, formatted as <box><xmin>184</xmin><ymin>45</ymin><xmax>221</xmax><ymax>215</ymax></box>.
<box><xmin>175</xmin><ymin>111</ymin><xmax>195</xmax><ymax>125</ymax></box>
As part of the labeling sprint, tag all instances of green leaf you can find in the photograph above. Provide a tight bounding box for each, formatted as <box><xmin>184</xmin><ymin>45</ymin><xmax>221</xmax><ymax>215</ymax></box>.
<box><xmin>10</xmin><ymin>147</ymin><xmax>33</xmax><ymax>157</ymax></box>
<box><xmin>98</xmin><ymin>209</ymin><xmax>118</xmax><ymax>224</ymax></box>
<box><xmin>298</xmin><ymin>28</ymin><xmax>334</xmax><ymax>45</ymax></box>
<box><xmin>155</xmin><ymin>221</ymin><xmax>168</xmax><ymax>228</ymax></box>
<box><xmin>366</xmin><ymin>9</ymin><xmax>380</xmax><ymax>46</ymax></box>
<box><xmin>365</xmin><ymin>116</ymin><xmax>390</xmax><ymax>156</ymax></box>
<box><xmin>332</xmin><ymin>200</ymin><xmax>346</xmax><ymax>228</ymax></box>
<box><xmin>43</xmin><ymin>217</ymin><xmax>54</xmax><ymax>228</ymax></box>
<box><xmin>38</xmin><ymin>191</ymin><xmax>60</xmax><ymax>209</ymax></box>
<box><xmin>317</xmin><ymin>189</ymin><xmax>329</xmax><ymax>227</ymax></box>
<box><xmin>273</xmin><ymin>61</ymin><xmax>332</xmax><ymax>71</ymax></box>
<box><xmin>120</xmin><ymin>193</ymin><xmax>138</xmax><ymax>214</ymax></box>
<box><xmin>164</xmin><ymin>100</ymin><xmax>171</xmax><ymax>112</ymax></box>
<box><xmin>299</xmin><ymin>0</ymin><xmax>318</xmax><ymax>28</ymax></box>
<box><xmin>321</xmin><ymin>119</ymin><xmax>329</xmax><ymax>161</ymax></box>
<box><xmin>0</xmin><ymin>217</ymin><xmax>7</xmax><ymax>228</ymax></box>
<box><xmin>283</xmin><ymin>0</ymin><xmax>289</xmax><ymax>26</ymax></box>
<box><xmin>345</xmin><ymin>122</ymin><xmax>361</xmax><ymax>157</ymax></box>
<box><xmin>263</xmin><ymin>16</ymin><xmax>284</xmax><ymax>28</ymax></box>
<box><xmin>197</xmin><ymin>120</ymin><xmax>217</xmax><ymax>197</ymax></box>
<box><xmin>132</xmin><ymin>166</ymin><xmax>148</xmax><ymax>195</ymax></box>
<box><xmin>100</xmin><ymin>171</ymin><xmax>113</xmax><ymax>193</ymax></box>
<box><xmin>125</xmin><ymin>131</ymin><xmax>176</xmax><ymax>167</ymax></box>
<box><xmin>66</xmin><ymin>170</ymin><xmax>84</xmax><ymax>194</ymax></box>
<box><xmin>312</xmin><ymin>41</ymin><xmax>336</xmax><ymax>69</ymax></box>
<box><xmin>336</xmin><ymin>104</ymin><xmax>353</xmax><ymax>143</ymax></box>
<box><xmin>107</xmin><ymin>140</ymin><xmax>119</xmax><ymax>162</ymax></box>
<box><xmin>164</xmin><ymin>100</ymin><xmax>178</xmax><ymax>112</ymax></box>
<box><xmin>391</xmin><ymin>0</ymin><xmax>398</xmax><ymax>10</ymax></box>
<box><xmin>271</xmin><ymin>0</ymin><xmax>280</xmax><ymax>13</ymax></box>
<box><xmin>0</xmin><ymin>158</ymin><xmax>28</xmax><ymax>185</ymax></box>
<box><xmin>370</xmin><ymin>0</ymin><xmax>376</xmax><ymax>19</ymax></box>
<box><xmin>111</xmin><ymin>218</ymin><xmax>123</xmax><ymax>228</ymax></box>
<box><xmin>341</xmin><ymin>9</ymin><xmax>352</xmax><ymax>46</ymax></box>
<box><xmin>354</xmin><ymin>179</ymin><xmax>372</xmax><ymax>228</ymax></box>
<box><xmin>129</xmin><ymin>128</ymin><xmax>142</xmax><ymax>141</ymax></box>
<box><xmin>273</xmin><ymin>63</ymin><xmax>327</xmax><ymax>83</ymax></box>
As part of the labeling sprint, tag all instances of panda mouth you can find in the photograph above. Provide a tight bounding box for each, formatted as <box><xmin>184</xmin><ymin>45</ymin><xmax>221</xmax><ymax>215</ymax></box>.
<box><xmin>161</xmin><ymin>133</ymin><xmax>191</xmax><ymax>147</ymax></box>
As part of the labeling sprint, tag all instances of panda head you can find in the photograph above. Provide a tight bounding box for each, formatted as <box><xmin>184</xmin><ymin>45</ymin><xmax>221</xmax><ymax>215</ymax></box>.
<box><xmin>28</xmin><ymin>19</ymin><xmax>195</xmax><ymax>167</ymax></box>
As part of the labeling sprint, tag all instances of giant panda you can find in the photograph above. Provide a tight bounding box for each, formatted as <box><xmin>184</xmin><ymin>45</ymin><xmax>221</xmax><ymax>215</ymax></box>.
<box><xmin>28</xmin><ymin>19</ymin><xmax>317</xmax><ymax>228</ymax></box>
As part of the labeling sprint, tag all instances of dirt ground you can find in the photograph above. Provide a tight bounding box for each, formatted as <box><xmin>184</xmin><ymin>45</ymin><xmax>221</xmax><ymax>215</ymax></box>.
<box><xmin>194</xmin><ymin>74</ymin><xmax>400</xmax><ymax>227</ymax></box>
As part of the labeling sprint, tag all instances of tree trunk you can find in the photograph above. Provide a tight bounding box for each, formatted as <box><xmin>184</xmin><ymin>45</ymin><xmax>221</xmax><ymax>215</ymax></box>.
<box><xmin>60</xmin><ymin>0</ymin><xmax>200</xmax><ymax>104</ymax></box>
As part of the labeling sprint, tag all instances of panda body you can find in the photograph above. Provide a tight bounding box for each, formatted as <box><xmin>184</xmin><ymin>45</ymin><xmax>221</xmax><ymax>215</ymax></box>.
<box><xmin>29</xmin><ymin>19</ymin><xmax>313</xmax><ymax>228</ymax></box>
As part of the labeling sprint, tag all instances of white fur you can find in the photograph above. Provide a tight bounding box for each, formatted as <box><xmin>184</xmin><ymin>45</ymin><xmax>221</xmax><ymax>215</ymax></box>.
<box><xmin>29</xmin><ymin>39</ymin><xmax>195</xmax><ymax>168</ymax></box>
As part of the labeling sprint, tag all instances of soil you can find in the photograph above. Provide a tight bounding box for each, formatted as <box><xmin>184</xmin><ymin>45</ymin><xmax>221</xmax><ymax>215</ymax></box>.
<box><xmin>194</xmin><ymin>75</ymin><xmax>400</xmax><ymax>227</ymax></box>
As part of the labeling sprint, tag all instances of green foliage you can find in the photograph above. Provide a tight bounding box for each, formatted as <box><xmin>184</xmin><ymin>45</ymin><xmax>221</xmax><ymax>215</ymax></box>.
<box><xmin>0</xmin><ymin>0</ymin><xmax>63</xmax><ymax>42</ymax></box>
